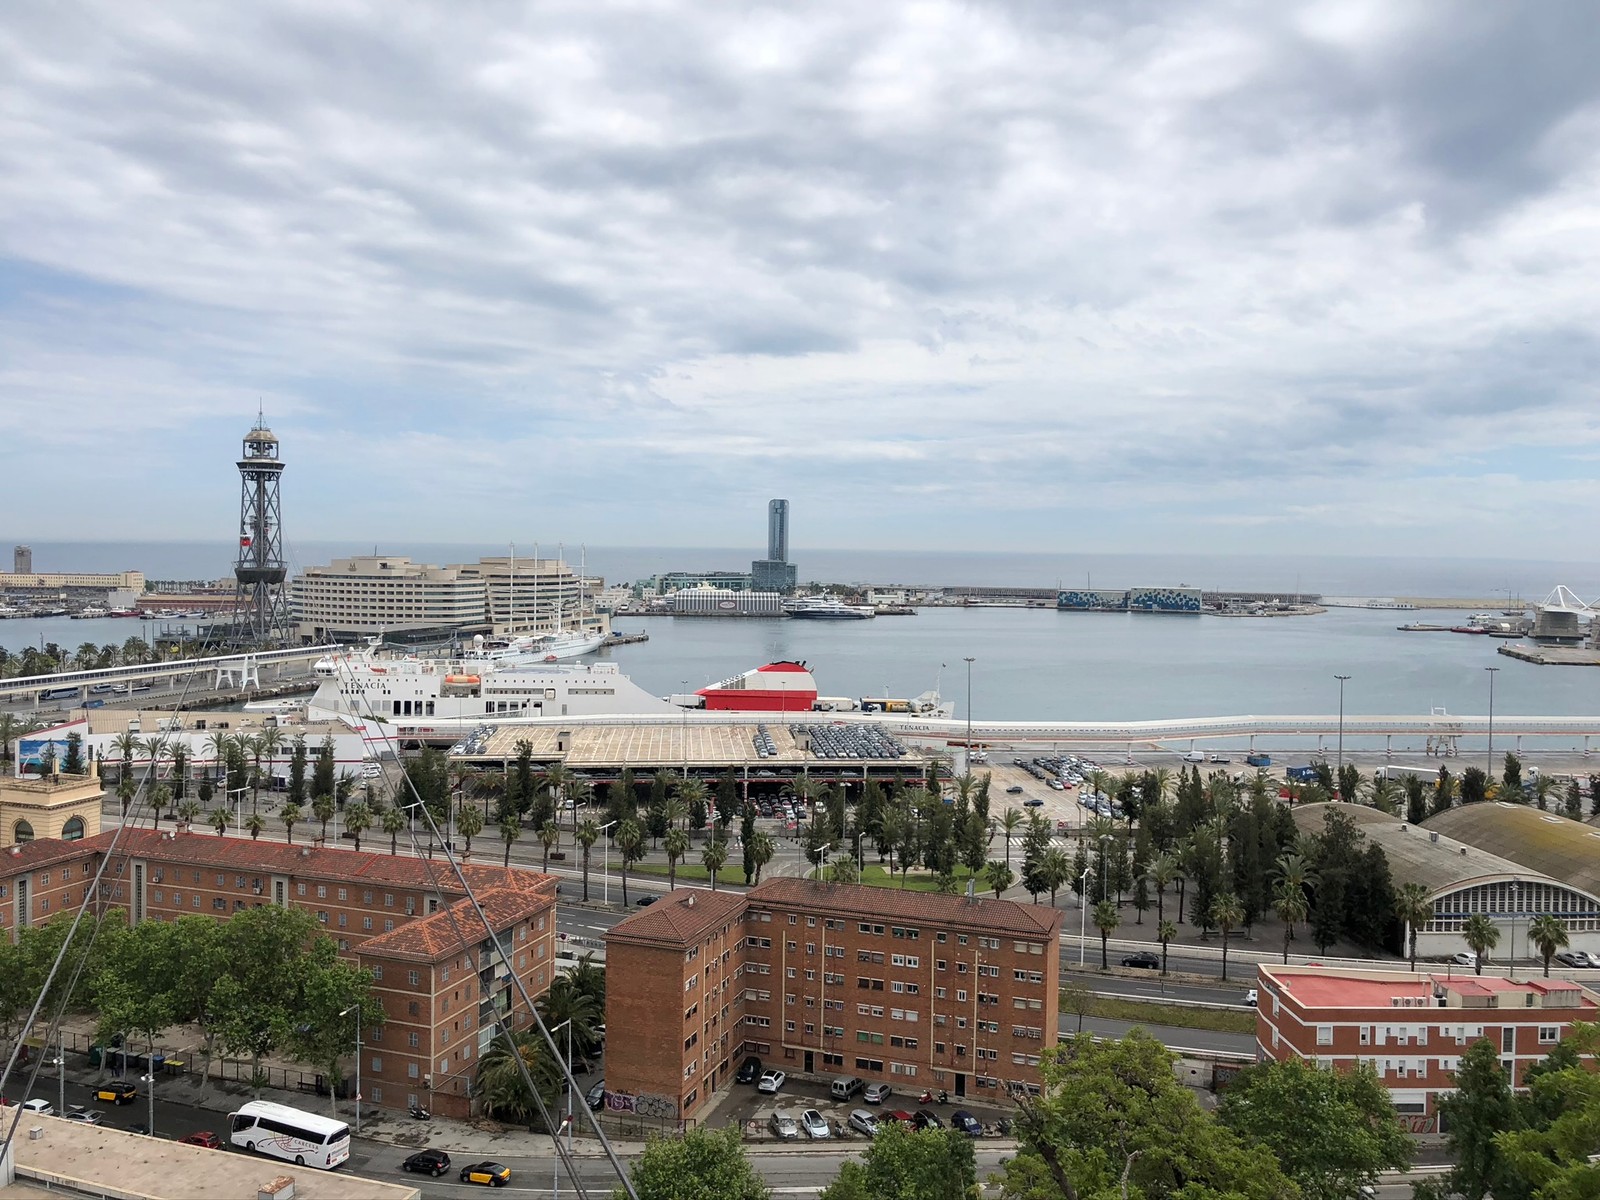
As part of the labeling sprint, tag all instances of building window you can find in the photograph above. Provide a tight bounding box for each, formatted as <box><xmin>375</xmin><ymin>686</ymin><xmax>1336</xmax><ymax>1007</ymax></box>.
<box><xmin>1539</xmin><ymin>1027</ymin><xmax>1559</xmax><ymax>1044</ymax></box>
<box><xmin>1316</xmin><ymin>1026</ymin><xmax>1333</xmax><ymax>1046</ymax></box>
<box><xmin>371</xmin><ymin>1056</ymin><xmax>382</xmax><ymax>1072</ymax></box>
<box><xmin>409</xmin><ymin>970</ymin><xmax>421</xmax><ymax>986</ymax></box>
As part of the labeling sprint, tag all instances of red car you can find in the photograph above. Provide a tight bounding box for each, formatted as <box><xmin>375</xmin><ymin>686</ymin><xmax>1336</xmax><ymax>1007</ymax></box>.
<box><xmin>177</xmin><ymin>1130</ymin><xmax>223</xmax><ymax>1149</ymax></box>
<box><xmin>882</xmin><ymin>1109</ymin><xmax>917</xmax><ymax>1127</ymax></box>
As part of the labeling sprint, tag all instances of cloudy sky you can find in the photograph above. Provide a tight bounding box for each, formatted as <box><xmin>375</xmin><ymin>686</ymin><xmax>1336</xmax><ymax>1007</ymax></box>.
<box><xmin>4</xmin><ymin>1</ymin><xmax>1599</xmax><ymax>556</ymax></box>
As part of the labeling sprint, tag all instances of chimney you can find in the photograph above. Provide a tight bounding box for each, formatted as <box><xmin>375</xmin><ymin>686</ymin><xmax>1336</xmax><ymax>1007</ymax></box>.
<box><xmin>687</xmin><ymin>895</ymin><xmax>696</xmax><ymax>908</ymax></box>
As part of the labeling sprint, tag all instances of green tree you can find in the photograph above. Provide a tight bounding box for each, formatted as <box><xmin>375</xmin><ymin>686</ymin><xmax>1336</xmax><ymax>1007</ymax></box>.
<box><xmin>312</xmin><ymin>793</ymin><xmax>336</xmax><ymax>842</ymax></box>
<box><xmin>245</xmin><ymin>811</ymin><xmax>266</xmax><ymax>840</ymax></box>
<box><xmin>619</xmin><ymin>1125</ymin><xmax>770</xmax><ymax>1200</ymax></box>
<box><xmin>1528</xmin><ymin>913</ymin><xmax>1569</xmax><ymax>978</ymax></box>
<box><xmin>343</xmin><ymin>800</ymin><xmax>373</xmax><ymax>853</ymax></box>
<box><xmin>280</xmin><ymin>801</ymin><xmax>303</xmax><ymax>845</ymax></box>
<box><xmin>1157</xmin><ymin>918</ymin><xmax>1177</xmax><ymax>975</ymax></box>
<box><xmin>539</xmin><ymin>820</ymin><xmax>561</xmax><ymax>872</ymax></box>
<box><xmin>539</xmin><ymin>974</ymin><xmax>603</xmax><ymax>1065</ymax></box>
<box><xmin>1092</xmin><ymin>900</ymin><xmax>1119</xmax><ymax>970</ymax></box>
<box><xmin>577</xmin><ymin>819</ymin><xmax>600</xmax><ymax>902</ymax></box>
<box><xmin>1002</xmin><ymin>1032</ymin><xmax>1295</xmax><ymax>1200</ymax></box>
<box><xmin>499</xmin><ymin>816</ymin><xmax>521</xmax><ymax>867</ymax></box>
<box><xmin>999</xmin><ymin>806</ymin><xmax>1024</xmax><ymax>872</ymax></box>
<box><xmin>1463</xmin><ymin>912</ymin><xmax>1500</xmax><ymax>975</ymax></box>
<box><xmin>285</xmin><ymin>943</ymin><xmax>384</xmax><ymax>1115</ymax></box>
<box><xmin>208</xmin><ymin>807</ymin><xmax>229</xmax><ymax>836</ymax></box>
<box><xmin>456</xmin><ymin>799</ymin><xmax>484</xmax><ymax>855</ymax></box>
<box><xmin>381</xmin><ymin>805</ymin><xmax>406</xmax><ymax>855</ymax></box>
<box><xmin>616</xmin><ymin>819</ymin><xmax>645</xmax><ymax>907</ymax></box>
<box><xmin>701</xmin><ymin>837</ymin><xmax>729</xmax><ymax>890</ymax></box>
<box><xmin>476</xmin><ymin>1029</ymin><xmax>563</xmax><ymax>1127</ymax></box>
<box><xmin>664</xmin><ymin>826</ymin><xmax>689</xmax><ymax>890</ymax></box>
<box><xmin>1430</xmin><ymin>1038</ymin><xmax>1518</xmax><ymax>1200</ymax></box>
<box><xmin>750</xmin><ymin>829</ymin><xmax>776</xmax><ymax>884</ymax></box>
<box><xmin>1211</xmin><ymin>892</ymin><xmax>1244</xmax><ymax>981</ymax></box>
<box><xmin>1394</xmin><ymin>881</ymin><xmax>1433</xmax><ymax>971</ymax></box>
<box><xmin>1218</xmin><ymin>1056</ymin><xmax>1411</xmax><ymax>1200</ymax></box>
<box><xmin>1499</xmin><ymin>1035</ymin><xmax>1600</xmax><ymax>1198</ymax></box>
<box><xmin>985</xmin><ymin>858</ymin><xmax>1015</xmax><ymax>900</ymax></box>
<box><xmin>819</xmin><ymin>1122</ymin><xmax>978</xmax><ymax>1200</ymax></box>
<box><xmin>1272</xmin><ymin>876</ymin><xmax>1309</xmax><ymax>965</ymax></box>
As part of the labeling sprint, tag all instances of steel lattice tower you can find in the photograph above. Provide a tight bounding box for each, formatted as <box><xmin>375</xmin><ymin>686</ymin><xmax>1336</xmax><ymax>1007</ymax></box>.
<box><xmin>232</xmin><ymin>417</ymin><xmax>290</xmax><ymax>646</ymax></box>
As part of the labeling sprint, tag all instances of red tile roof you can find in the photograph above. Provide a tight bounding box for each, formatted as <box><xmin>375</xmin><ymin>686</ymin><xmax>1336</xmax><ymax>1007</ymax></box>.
<box><xmin>358</xmin><ymin>886</ymin><xmax>552</xmax><ymax>962</ymax></box>
<box><xmin>607</xmin><ymin>887</ymin><xmax>748</xmax><ymax>949</ymax></box>
<box><xmin>749</xmin><ymin>878</ymin><xmax>1064</xmax><ymax>939</ymax></box>
<box><xmin>0</xmin><ymin>830</ymin><xmax>115</xmax><ymax>873</ymax></box>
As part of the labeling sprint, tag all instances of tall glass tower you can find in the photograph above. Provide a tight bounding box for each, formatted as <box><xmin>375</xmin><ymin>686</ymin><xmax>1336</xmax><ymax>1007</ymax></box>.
<box><xmin>753</xmin><ymin>498</ymin><xmax>796</xmax><ymax>593</ymax></box>
<box><xmin>767</xmin><ymin>499</ymin><xmax>789</xmax><ymax>562</ymax></box>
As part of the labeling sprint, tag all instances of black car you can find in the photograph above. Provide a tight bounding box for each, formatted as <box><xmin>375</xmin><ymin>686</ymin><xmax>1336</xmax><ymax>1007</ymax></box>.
<box><xmin>735</xmin><ymin>1055</ymin><xmax>762</xmax><ymax>1084</ymax></box>
<box><xmin>634</xmin><ymin>895</ymin><xmax>656</xmax><ymax>906</ymax></box>
<box><xmin>403</xmin><ymin>1149</ymin><xmax>452</xmax><ymax>1176</ymax></box>
<box><xmin>1121</xmin><ymin>950</ymin><xmax>1160</xmax><ymax>969</ymax></box>
<box><xmin>913</xmin><ymin>1109</ymin><xmax>943</xmax><ymax>1130</ymax></box>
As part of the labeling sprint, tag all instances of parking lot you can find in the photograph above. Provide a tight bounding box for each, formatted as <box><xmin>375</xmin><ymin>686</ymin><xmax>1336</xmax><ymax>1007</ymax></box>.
<box><xmin>709</xmin><ymin>1066</ymin><xmax>1015</xmax><ymax>1143</ymax></box>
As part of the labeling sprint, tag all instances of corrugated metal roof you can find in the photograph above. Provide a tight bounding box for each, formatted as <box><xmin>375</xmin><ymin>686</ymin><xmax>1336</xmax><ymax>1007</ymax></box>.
<box><xmin>1427</xmin><ymin>803</ymin><xmax>1600</xmax><ymax>902</ymax></box>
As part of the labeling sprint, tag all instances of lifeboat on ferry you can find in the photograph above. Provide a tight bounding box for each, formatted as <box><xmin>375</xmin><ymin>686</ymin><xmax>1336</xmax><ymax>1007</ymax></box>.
<box><xmin>444</xmin><ymin>674</ymin><xmax>481</xmax><ymax>685</ymax></box>
<box><xmin>696</xmin><ymin>661</ymin><xmax>820</xmax><ymax>713</ymax></box>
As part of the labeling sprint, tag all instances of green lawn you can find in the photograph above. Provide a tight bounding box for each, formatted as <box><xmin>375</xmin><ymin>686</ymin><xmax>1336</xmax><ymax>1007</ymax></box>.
<box><xmin>629</xmin><ymin>860</ymin><xmax>748</xmax><ymax>887</ymax></box>
<box><xmin>1060</xmin><ymin>992</ymin><xmax>1258</xmax><ymax>1035</ymax></box>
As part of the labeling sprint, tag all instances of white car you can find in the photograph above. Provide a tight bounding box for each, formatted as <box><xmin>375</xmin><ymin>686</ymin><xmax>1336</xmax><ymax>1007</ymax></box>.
<box><xmin>848</xmin><ymin>1108</ymin><xmax>878</xmax><ymax>1136</ymax></box>
<box><xmin>757</xmin><ymin>1069</ymin><xmax>786</xmax><ymax>1094</ymax></box>
<box><xmin>800</xmin><ymin>1109</ymin><xmax>831</xmax><ymax>1139</ymax></box>
<box><xmin>1452</xmin><ymin>951</ymin><xmax>1479</xmax><ymax>968</ymax></box>
<box><xmin>20</xmin><ymin>1099</ymin><xmax>54</xmax><ymax>1116</ymax></box>
<box><xmin>1244</xmin><ymin>989</ymin><xmax>1258</xmax><ymax>1007</ymax></box>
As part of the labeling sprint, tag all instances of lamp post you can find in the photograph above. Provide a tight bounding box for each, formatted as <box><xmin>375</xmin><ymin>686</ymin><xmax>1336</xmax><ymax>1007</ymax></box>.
<box><xmin>855</xmin><ymin>831</ymin><xmax>866</xmax><ymax>877</ymax></box>
<box><xmin>550</xmin><ymin>1018</ymin><xmax>572</xmax><ymax>1198</ymax></box>
<box><xmin>1077</xmin><ymin>866</ymin><xmax>1092</xmax><ymax>967</ymax></box>
<box><xmin>1334</xmin><ymin>675</ymin><xmax>1351</xmax><ymax>783</ymax></box>
<box><xmin>228</xmin><ymin>785</ymin><xmax>249</xmax><ymax>835</ymax></box>
<box><xmin>963</xmin><ymin>657</ymin><xmax>975</xmax><ymax>769</ymax></box>
<box><xmin>598</xmin><ymin>820</ymin><xmax>618</xmax><ymax>906</ymax></box>
<box><xmin>338</xmin><ymin>1003</ymin><xmax>362</xmax><ymax>1134</ymax></box>
<box><xmin>1486</xmin><ymin>666</ymin><xmax>1500</xmax><ymax>777</ymax></box>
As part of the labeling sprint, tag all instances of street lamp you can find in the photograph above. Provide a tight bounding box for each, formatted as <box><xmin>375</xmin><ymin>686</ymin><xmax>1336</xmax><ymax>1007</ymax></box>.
<box><xmin>549</xmin><ymin>1018</ymin><xmax>573</xmax><ymax>1198</ymax></box>
<box><xmin>963</xmin><ymin>657</ymin><xmax>975</xmax><ymax>769</ymax></box>
<box><xmin>598</xmin><ymin>820</ymin><xmax>618</xmax><ymax>905</ymax></box>
<box><xmin>1077</xmin><ymin>866</ymin><xmax>1092</xmax><ymax>967</ymax></box>
<box><xmin>1334</xmin><ymin>675</ymin><xmax>1351</xmax><ymax>783</ymax></box>
<box><xmin>855</xmin><ymin>831</ymin><xmax>867</xmax><ymax>877</ymax></box>
<box><xmin>338</xmin><ymin>1003</ymin><xmax>362</xmax><ymax>1135</ymax></box>
<box><xmin>228</xmin><ymin>785</ymin><xmax>249</xmax><ymax>835</ymax></box>
<box><xmin>1486</xmin><ymin>666</ymin><xmax>1500</xmax><ymax>777</ymax></box>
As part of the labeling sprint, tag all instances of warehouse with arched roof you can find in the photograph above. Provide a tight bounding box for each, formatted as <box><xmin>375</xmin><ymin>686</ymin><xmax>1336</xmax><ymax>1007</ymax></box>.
<box><xmin>1293</xmin><ymin>802</ymin><xmax>1600</xmax><ymax>960</ymax></box>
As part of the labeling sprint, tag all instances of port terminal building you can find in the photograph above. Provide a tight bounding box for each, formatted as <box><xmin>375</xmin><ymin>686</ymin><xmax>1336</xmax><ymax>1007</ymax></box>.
<box><xmin>1292</xmin><ymin>802</ymin><xmax>1600</xmax><ymax>958</ymax></box>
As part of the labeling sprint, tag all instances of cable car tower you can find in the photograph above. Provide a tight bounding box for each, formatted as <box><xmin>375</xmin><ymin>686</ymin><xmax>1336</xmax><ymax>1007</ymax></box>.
<box><xmin>231</xmin><ymin>415</ymin><xmax>290</xmax><ymax>646</ymax></box>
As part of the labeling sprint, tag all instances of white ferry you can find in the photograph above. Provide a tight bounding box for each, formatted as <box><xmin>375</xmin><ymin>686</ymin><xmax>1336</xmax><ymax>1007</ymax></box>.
<box><xmin>784</xmin><ymin>597</ymin><xmax>875</xmax><ymax>620</ymax></box>
<box><xmin>458</xmin><ymin>628</ymin><xmax>605</xmax><ymax>667</ymax></box>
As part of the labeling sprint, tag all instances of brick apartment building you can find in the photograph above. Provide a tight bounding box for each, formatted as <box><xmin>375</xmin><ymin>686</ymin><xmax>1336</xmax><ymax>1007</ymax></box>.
<box><xmin>605</xmin><ymin>878</ymin><xmax>1063</xmax><ymax>1123</ymax></box>
<box><xmin>0</xmin><ymin>827</ymin><xmax>558</xmax><ymax>1118</ymax></box>
<box><xmin>1255</xmin><ymin>964</ymin><xmax>1600</xmax><ymax>1132</ymax></box>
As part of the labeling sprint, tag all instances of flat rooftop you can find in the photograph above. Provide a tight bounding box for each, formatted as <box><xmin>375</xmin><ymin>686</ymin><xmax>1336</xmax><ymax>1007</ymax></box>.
<box><xmin>11</xmin><ymin>1114</ymin><xmax>421</xmax><ymax>1200</ymax></box>
<box><xmin>473</xmin><ymin>721</ymin><xmax>924</xmax><ymax>770</ymax></box>
<box><xmin>1263</xmin><ymin>965</ymin><xmax>1596</xmax><ymax>1012</ymax></box>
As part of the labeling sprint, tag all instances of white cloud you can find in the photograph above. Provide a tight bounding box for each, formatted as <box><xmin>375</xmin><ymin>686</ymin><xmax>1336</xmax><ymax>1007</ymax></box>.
<box><xmin>1</xmin><ymin>0</ymin><xmax>1598</xmax><ymax>557</ymax></box>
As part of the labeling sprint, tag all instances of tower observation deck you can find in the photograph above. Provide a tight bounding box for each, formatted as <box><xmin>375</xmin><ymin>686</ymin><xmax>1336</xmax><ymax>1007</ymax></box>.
<box><xmin>232</xmin><ymin>418</ymin><xmax>290</xmax><ymax>646</ymax></box>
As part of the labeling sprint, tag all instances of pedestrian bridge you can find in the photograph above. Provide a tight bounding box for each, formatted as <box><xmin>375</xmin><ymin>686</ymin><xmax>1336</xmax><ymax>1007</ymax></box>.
<box><xmin>0</xmin><ymin>645</ymin><xmax>339</xmax><ymax>705</ymax></box>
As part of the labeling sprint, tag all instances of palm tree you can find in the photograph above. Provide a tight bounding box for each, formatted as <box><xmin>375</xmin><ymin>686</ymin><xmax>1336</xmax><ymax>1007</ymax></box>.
<box><xmin>112</xmin><ymin>730</ymin><xmax>142</xmax><ymax>782</ymax></box>
<box><xmin>1462</xmin><ymin>913</ymin><xmax>1499</xmax><ymax>976</ymax></box>
<box><xmin>999</xmin><ymin>807</ymin><xmax>1024</xmax><ymax>872</ymax></box>
<box><xmin>537</xmin><ymin>977</ymin><xmax>602</xmax><ymax>1065</ymax></box>
<box><xmin>203</xmin><ymin>731</ymin><xmax>234</xmax><ymax>783</ymax></box>
<box><xmin>382</xmin><ymin>805</ymin><xmax>406</xmax><ymax>855</ymax></box>
<box><xmin>701</xmin><ymin>838</ymin><xmax>729</xmax><ymax>890</ymax></box>
<box><xmin>675</xmin><ymin>776</ymin><xmax>710</xmax><ymax>841</ymax></box>
<box><xmin>281</xmin><ymin>801</ymin><xmax>303</xmax><ymax>845</ymax></box>
<box><xmin>1272</xmin><ymin>878</ymin><xmax>1309</xmax><ymax>965</ymax></box>
<box><xmin>1368</xmin><ymin>775</ymin><xmax>1399</xmax><ymax>815</ymax></box>
<box><xmin>344</xmin><ymin>800</ymin><xmax>373</xmax><ymax>853</ymax></box>
<box><xmin>615</xmin><ymin>819</ymin><xmax>645</xmax><ymax>907</ymax></box>
<box><xmin>664</xmin><ymin>826</ymin><xmax>689</xmax><ymax>890</ymax></box>
<box><xmin>0</xmin><ymin>715</ymin><xmax>42</xmax><ymax>771</ymax></box>
<box><xmin>577</xmin><ymin>820</ymin><xmax>600</xmax><ymax>902</ymax></box>
<box><xmin>1092</xmin><ymin>900</ymin><xmax>1119</xmax><ymax>969</ymax></box>
<box><xmin>245</xmin><ymin>812</ymin><xmax>265</xmax><ymax>841</ymax></box>
<box><xmin>312</xmin><ymin>794</ymin><xmax>336</xmax><ymax>842</ymax></box>
<box><xmin>984</xmin><ymin>859</ymin><xmax>1015</xmax><ymax>900</ymax></box>
<box><xmin>1394</xmin><ymin>882</ymin><xmax>1434</xmax><ymax>971</ymax></box>
<box><xmin>208</xmin><ymin>808</ymin><xmax>228</xmax><ymax>836</ymax></box>
<box><xmin>1529</xmin><ymin>914</ymin><xmax>1570</xmax><ymax>978</ymax></box>
<box><xmin>750</xmin><ymin>830</ymin><xmax>776</xmax><ymax>883</ymax></box>
<box><xmin>456</xmin><ymin>801</ymin><xmax>484</xmax><ymax>855</ymax></box>
<box><xmin>1041</xmin><ymin>847</ymin><xmax>1071</xmax><ymax>905</ymax></box>
<box><xmin>1148</xmin><ymin>853</ymin><xmax>1177</xmax><ymax>926</ymax></box>
<box><xmin>539</xmin><ymin>821</ymin><xmax>561</xmax><ymax>873</ymax></box>
<box><xmin>1211</xmin><ymin>892</ymin><xmax>1244</xmax><ymax>981</ymax></box>
<box><xmin>499</xmin><ymin>817</ymin><xmax>521</xmax><ymax>867</ymax></box>
<box><xmin>176</xmin><ymin>798</ymin><xmax>201</xmax><ymax>826</ymax></box>
<box><xmin>475</xmin><ymin>1031</ymin><xmax>561</xmax><ymax>1126</ymax></box>
<box><xmin>1158</xmin><ymin>919</ymin><xmax>1177</xmax><ymax>975</ymax></box>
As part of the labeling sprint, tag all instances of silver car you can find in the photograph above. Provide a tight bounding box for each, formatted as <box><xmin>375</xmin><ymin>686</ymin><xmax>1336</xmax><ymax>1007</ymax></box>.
<box><xmin>848</xmin><ymin>1108</ymin><xmax>878</xmax><ymax>1136</ymax></box>
<box><xmin>769</xmin><ymin>1111</ymin><xmax>799</xmax><ymax>1140</ymax></box>
<box><xmin>863</xmin><ymin>1081</ymin><xmax>892</xmax><ymax>1104</ymax></box>
<box><xmin>800</xmin><ymin>1109</ymin><xmax>831</xmax><ymax>1139</ymax></box>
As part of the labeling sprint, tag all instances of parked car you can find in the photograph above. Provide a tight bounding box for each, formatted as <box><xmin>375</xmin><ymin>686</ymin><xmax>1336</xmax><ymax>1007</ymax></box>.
<box><xmin>459</xmin><ymin>1161</ymin><xmax>512</xmax><ymax>1187</ymax></box>
<box><xmin>585</xmin><ymin>1079</ymin><xmax>606</xmax><ymax>1111</ymax></box>
<box><xmin>769</xmin><ymin>1111</ymin><xmax>799</xmax><ymax>1140</ymax></box>
<box><xmin>19</xmin><ymin>1099</ymin><xmax>54</xmax><ymax>1116</ymax></box>
<box><xmin>634</xmin><ymin>895</ymin><xmax>657</xmax><ymax>906</ymax></box>
<box><xmin>1244</xmin><ymin>989</ymin><xmax>1258</xmax><ymax>1007</ymax></box>
<box><xmin>64</xmin><ymin>1108</ymin><xmax>106</xmax><ymax>1125</ymax></box>
<box><xmin>757</xmin><ymin>1069</ymin><xmax>786</xmax><ymax>1094</ymax></box>
<box><xmin>1005</xmin><ymin>785</ymin><xmax>1024</xmax><ymax>794</ymax></box>
<box><xmin>848</xmin><ymin>1108</ymin><xmax>879</xmax><ymax>1136</ymax></box>
<box><xmin>1555</xmin><ymin>950</ymin><xmax>1593</xmax><ymax>968</ymax></box>
<box><xmin>800</xmin><ymin>1109</ymin><xmax>831</xmax><ymax>1139</ymax></box>
<box><xmin>735</xmin><ymin>1055</ymin><xmax>763</xmax><ymax>1084</ymax></box>
<box><xmin>950</xmin><ymin>1109</ymin><xmax>983</xmax><ymax>1136</ymax></box>
<box><xmin>863</xmin><ymin>1081</ymin><xmax>892</xmax><ymax>1104</ymax></box>
<box><xmin>883</xmin><ymin>1109</ymin><xmax>917</xmax><ymax>1127</ymax></box>
<box><xmin>1024</xmin><ymin>798</ymin><xmax>1045</xmax><ymax>808</ymax></box>
<box><xmin>913</xmin><ymin>1109</ymin><xmax>943</xmax><ymax>1130</ymax></box>
<box><xmin>1121</xmin><ymin>951</ymin><xmax>1160</xmax><ymax>970</ymax></box>
<box><xmin>177</xmin><ymin>1130</ymin><xmax>223</xmax><ymax>1149</ymax></box>
<box><xmin>1452</xmin><ymin>951</ymin><xmax>1479</xmax><ymax>968</ymax></box>
<box><xmin>402</xmin><ymin>1149</ymin><xmax>451</xmax><ymax>1176</ymax></box>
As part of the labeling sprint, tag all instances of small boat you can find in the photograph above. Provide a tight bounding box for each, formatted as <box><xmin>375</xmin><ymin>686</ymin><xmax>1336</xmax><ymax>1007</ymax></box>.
<box><xmin>785</xmin><ymin>597</ymin><xmax>875</xmax><ymax>620</ymax></box>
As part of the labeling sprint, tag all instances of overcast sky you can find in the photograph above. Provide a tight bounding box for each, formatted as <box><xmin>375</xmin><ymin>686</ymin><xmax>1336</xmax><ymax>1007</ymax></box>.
<box><xmin>4</xmin><ymin>2</ymin><xmax>1599</xmax><ymax>556</ymax></box>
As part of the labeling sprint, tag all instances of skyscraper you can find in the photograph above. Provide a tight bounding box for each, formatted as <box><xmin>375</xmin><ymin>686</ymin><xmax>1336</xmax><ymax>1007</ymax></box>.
<box><xmin>12</xmin><ymin>546</ymin><xmax>31</xmax><ymax>574</ymax></box>
<box><xmin>752</xmin><ymin>498</ymin><xmax>797</xmax><ymax>593</ymax></box>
